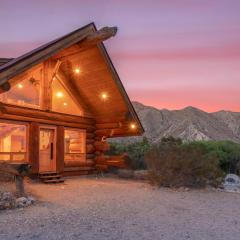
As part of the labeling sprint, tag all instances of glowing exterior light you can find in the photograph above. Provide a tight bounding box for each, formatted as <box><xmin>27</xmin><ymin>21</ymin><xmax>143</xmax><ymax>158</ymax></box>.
<box><xmin>63</xmin><ymin>102</ymin><xmax>68</xmax><ymax>106</ymax></box>
<box><xmin>101</xmin><ymin>93</ymin><xmax>108</xmax><ymax>100</ymax></box>
<box><xmin>18</xmin><ymin>83</ymin><xmax>23</xmax><ymax>89</ymax></box>
<box><xmin>130</xmin><ymin>123</ymin><xmax>136</xmax><ymax>129</ymax></box>
<box><xmin>75</xmin><ymin>68</ymin><xmax>80</xmax><ymax>74</ymax></box>
<box><xmin>56</xmin><ymin>92</ymin><xmax>63</xmax><ymax>98</ymax></box>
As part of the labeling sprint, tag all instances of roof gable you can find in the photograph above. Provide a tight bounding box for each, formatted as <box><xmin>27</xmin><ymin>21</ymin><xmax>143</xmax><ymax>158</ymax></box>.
<box><xmin>0</xmin><ymin>23</ymin><xmax>96</xmax><ymax>84</ymax></box>
<box><xmin>0</xmin><ymin>23</ymin><xmax>144</xmax><ymax>136</ymax></box>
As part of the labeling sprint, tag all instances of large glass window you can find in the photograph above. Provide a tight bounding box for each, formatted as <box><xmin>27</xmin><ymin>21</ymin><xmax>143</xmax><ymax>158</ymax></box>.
<box><xmin>64</xmin><ymin>129</ymin><xmax>86</xmax><ymax>163</ymax></box>
<box><xmin>52</xmin><ymin>78</ymin><xmax>83</xmax><ymax>116</ymax></box>
<box><xmin>0</xmin><ymin>122</ymin><xmax>27</xmax><ymax>162</ymax></box>
<box><xmin>0</xmin><ymin>69</ymin><xmax>41</xmax><ymax>109</ymax></box>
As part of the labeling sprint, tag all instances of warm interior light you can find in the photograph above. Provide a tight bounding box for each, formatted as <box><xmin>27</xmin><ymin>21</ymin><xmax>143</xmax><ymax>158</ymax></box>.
<box><xmin>56</xmin><ymin>92</ymin><xmax>64</xmax><ymax>98</ymax></box>
<box><xmin>130</xmin><ymin>123</ymin><xmax>136</xmax><ymax>129</ymax></box>
<box><xmin>63</xmin><ymin>102</ymin><xmax>68</xmax><ymax>106</ymax></box>
<box><xmin>101</xmin><ymin>93</ymin><xmax>108</xmax><ymax>100</ymax></box>
<box><xmin>75</xmin><ymin>68</ymin><xmax>80</xmax><ymax>74</ymax></box>
<box><xmin>18</xmin><ymin>83</ymin><xmax>23</xmax><ymax>89</ymax></box>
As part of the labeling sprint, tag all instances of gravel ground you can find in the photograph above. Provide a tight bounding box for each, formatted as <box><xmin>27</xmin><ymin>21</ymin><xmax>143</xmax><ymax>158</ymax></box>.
<box><xmin>0</xmin><ymin>176</ymin><xmax>240</xmax><ymax>240</ymax></box>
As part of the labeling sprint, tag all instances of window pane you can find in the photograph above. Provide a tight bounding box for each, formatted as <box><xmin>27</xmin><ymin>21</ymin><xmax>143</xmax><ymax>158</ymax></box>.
<box><xmin>64</xmin><ymin>129</ymin><xmax>86</xmax><ymax>163</ymax></box>
<box><xmin>52</xmin><ymin>78</ymin><xmax>83</xmax><ymax>116</ymax></box>
<box><xmin>0</xmin><ymin>69</ymin><xmax>41</xmax><ymax>109</ymax></box>
<box><xmin>65</xmin><ymin>130</ymin><xmax>85</xmax><ymax>153</ymax></box>
<box><xmin>0</xmin><ymin>122</ymin><xmax>27</xmax><ymax>162</ymax></box>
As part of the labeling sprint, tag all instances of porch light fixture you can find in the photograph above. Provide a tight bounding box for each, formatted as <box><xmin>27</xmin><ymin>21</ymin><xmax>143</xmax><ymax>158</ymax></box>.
<box><xmin>56</xmin><ymin>92</ymin><xmax>64</xmax><ymax>98</ymax></box>
<box><xmin>18</xmin><ymin>83</ymin><xmax>23</xmax><ymax>89</ymax></box>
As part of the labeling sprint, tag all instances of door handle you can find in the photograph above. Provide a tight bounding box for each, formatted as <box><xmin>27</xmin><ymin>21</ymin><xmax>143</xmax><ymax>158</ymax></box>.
<box><xmin>50</xmin><ymin>143</ymin><xmax>54</xmax><ymax>160</ymax></box>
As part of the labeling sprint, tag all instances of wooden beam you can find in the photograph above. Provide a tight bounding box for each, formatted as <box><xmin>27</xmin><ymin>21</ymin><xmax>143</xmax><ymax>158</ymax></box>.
<box><xmin>0</xmin><ymin>82</ymin><xmax>10</xmax><ymax>93</ymax></box>
<box><xmin>0</xmin><ymin>103</ymin><xmax>95</xmax><ymax>126</ymax></box>
<box><xmin>56</xmin><ymin>27</ymin><xmax>118</xmax><ymax>60</ymax></box>
<box><xmin>78</xmin><ymin>26</ymin><xmax>117</xmax><ymax>48</ymax></box>
<box><xmin>41</xmin><ymin>60</ymin><xmax>53</xmax><ymax>110</ymax></box>
<box><xmin>95</xmin><ymin>126</ymin><xmax>138</xmax><ymax>137</ymax></box>
<box><xmin>0</xmin><ymin>114</ymin><xmax>95</xmax><ymax>132</ymax></box>
<box><xmin>51</xmin><ymin>60</ymin><xmax>62</xmax><ymax>84</ymax></box>
<box><xmin>96</xmin><ymin>122</ymin><xmax>122</xmax><ymax>130</ymax></box>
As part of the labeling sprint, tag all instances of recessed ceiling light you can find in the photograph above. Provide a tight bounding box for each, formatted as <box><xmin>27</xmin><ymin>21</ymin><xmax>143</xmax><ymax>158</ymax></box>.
<box><xmin>56</xmin><ymin>92</ymin><xmax>63</xmax><ymax>98</ymax></box>
<box><xmin>130</xmin><ymin>123</ymin><xmax>136</xmax><ymax>129</ymax></box>
<box><xmin>18</xmin><ymin>83</ymin><xmax>23</xmax><ymax>89</ymax></box>
<box><xmin>75</xmin><ymin>68</ymin><xmax>80</xmax><ymax>74</ymax></box>
<box><xmin>101</xmin><ymin>93</ymin><xmax>108</xmax><ymax>100</ymax></box>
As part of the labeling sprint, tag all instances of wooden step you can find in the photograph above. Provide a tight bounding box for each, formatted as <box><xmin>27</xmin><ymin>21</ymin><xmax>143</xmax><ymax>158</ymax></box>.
<box><xmin>43</xmin><ymin>179</ymin><xmax>65</xmax><ymax>184</ymax></box>
<box><xmin>40</xmin><ymin>174</ymin><xmax>62</xmax><ymax>179</ymax></box>
<box><xmin>39</xmin><ymin>172</ymin><xmax>64</xmax><ymax>184</ymax></box>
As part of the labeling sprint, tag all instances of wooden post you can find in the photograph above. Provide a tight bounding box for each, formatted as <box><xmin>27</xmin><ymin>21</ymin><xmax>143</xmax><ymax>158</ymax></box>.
<box><xmin>15</xmin><ymin>175</ymin><xmax>25</xmax><ymax>197</ymax></box>
<box><xmin>42</xmin><ymin>60</ymin><xmax>53</xmax><ymax>111</ymax></box>
<box><xmin>56</xmin><ymin>126</ymin><xmax>65</xmax><ymax>173</ymax></box>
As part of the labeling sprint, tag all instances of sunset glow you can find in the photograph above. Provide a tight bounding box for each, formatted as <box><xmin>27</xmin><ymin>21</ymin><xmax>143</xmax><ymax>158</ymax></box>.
<box><xmin>1</xmin><ymin>0</ymin><xmax>239</xmax><ymax>112</ymax></box>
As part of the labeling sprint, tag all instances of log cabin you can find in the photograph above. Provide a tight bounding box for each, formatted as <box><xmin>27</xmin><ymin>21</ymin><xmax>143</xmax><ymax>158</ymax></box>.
<box><xmin>0</xmin><ymin>23</ymin><xmax>143</xmax><ymax>182</ymax></box>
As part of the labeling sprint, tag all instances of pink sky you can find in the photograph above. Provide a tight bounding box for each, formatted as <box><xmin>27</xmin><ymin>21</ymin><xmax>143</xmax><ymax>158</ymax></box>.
<box><xmin>1</xmin><ymin>0</ymin><xmax>240</xmax><ymax>112</ymax></box>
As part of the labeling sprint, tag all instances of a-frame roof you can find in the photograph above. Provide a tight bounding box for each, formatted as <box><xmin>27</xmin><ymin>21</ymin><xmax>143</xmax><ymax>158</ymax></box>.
<box><xmin>0</xmin><ymin>23</ymin><xmax>144</xmax><ymax>136</ymax></box>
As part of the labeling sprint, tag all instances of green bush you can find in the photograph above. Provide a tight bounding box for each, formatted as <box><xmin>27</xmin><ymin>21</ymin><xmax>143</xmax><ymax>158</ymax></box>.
<box><xmin>109</xmin><ymin>136</ymin><xmax>240</xmax><ymax>187</ymax></box>
<box><xmin>108</xmin><ymin>137</ymin><xmax>150</xmax><ymax>170</ymax></box>
<box><xmin>185</xmin><ymin>141</ymin><xmax>240</xmax><ymax>174</ymax></box>
<box><xmin>145</xmin><ymin>139</ymin><xmax>224</xmax><ymax>188</ymax></box>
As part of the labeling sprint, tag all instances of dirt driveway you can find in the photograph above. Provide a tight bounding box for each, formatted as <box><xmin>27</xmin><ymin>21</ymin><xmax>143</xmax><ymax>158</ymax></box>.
<box><xmin>0</xmin><ymin>176</ymin><xmax>240</xmax><ymax>240</ymax></box>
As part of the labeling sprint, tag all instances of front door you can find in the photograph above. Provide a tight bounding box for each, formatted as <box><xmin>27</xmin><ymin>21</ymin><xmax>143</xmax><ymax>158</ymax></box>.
<box><xmin>39</xmin><ymin>126</ymin><xmax>56</xmax><ymax>172</ymax></box>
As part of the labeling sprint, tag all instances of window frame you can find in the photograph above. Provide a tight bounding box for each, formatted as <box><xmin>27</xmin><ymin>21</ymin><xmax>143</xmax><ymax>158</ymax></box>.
<box><xmin>0</xmin><ymin>119</ymin><xmax>29</xmax><ymax>162</ymax></box>
<box><xmin>64</xmin><ymin>127</ymin><xmax>86</xmax><ymax>162</ymax></box>
<box><xmin>0</xmin><ymin>68</ymin><xmax>43</xmax><ymax>110</ymax></box>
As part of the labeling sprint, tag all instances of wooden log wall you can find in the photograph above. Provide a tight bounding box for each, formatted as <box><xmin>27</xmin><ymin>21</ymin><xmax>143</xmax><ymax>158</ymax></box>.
<box><xmin>28</xmin><ymin>122</ymin><xmax>40</xmax><ymax>173</ymax></box>
<box><xmin>86</xmin><ymin>131</ymin><xmax>96</xmax><ymax>162</ymax></box>
<box><xmin>56</xmin><ymin>126</ymin><xmax>65</xmax><ymax>173</ymax></box>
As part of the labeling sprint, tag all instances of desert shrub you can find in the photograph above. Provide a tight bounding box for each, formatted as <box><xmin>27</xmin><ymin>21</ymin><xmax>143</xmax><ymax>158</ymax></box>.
<box><xmin>108</xmin><ymin>137</ymin><xmax>150</xmax><ymax>170</ymax></box>
<box><xmin>186</xmin><ymin>141</ymin><xmax>240</xmax><ymax>174</ymax></box>
<box><xmin>161</xmin><ymin>136</ymin><xmax>183</xmax><ymax>146</ymax></box>
<box><xmin>145</xmin><ymin>139</ymin><xmax>223</xmax><ymax>188</ymax></box>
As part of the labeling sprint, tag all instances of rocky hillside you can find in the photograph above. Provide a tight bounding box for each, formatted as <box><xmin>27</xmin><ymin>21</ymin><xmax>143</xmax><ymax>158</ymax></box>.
<box><xmin>130</xmin><ymin>102</ymin><xmax>240</xmax><ymax>143</ymax></box>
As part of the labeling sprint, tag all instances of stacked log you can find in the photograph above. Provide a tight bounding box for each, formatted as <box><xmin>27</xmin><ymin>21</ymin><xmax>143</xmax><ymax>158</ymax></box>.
<box><xmin>95</xmin><ymin>154</ymin><xmax>128</xmax><ymax>171</ymax></box>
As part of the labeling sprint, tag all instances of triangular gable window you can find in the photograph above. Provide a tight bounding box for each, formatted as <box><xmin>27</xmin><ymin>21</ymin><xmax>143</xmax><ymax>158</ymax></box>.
<box><xmin>0</xmin><ymin>69</ymin><xmax>41</xmax><ymax>109</ymax></box>
<box><xmin>52</xmin><ymin>77</ymin><xmax>83</xmax><ymax>116</ymax></box>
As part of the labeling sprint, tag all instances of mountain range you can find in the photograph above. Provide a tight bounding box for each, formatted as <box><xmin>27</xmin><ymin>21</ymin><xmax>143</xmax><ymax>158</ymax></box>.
<box><xmin>129</xmin><ymin>102</ymin><xmax>240</xmax><ymax>143</ymax></box>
